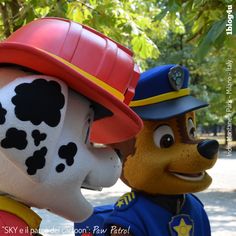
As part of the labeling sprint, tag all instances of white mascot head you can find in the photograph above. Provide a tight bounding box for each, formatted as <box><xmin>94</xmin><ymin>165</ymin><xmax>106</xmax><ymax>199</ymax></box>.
<box><xmin>0</xmin><ymin>18</ymin><xmax>142</xmax><ymax>223</ymax></box>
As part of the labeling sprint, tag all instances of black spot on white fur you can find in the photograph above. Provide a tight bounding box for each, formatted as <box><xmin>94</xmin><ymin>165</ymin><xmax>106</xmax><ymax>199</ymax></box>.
<box><xmin>25</xmin><ymin>147</ymin><xmax>47</xmax><ymax>175</ymax></box>
<box><xmin>1</xmin><ymin>128</ymin><xmax>27</xmax><ymax>150</ymax></box>
<box><xmin>0</xmin><ymin>103</ymin><xmax>7</xmax><ymax>124</ymax></box>
<box><xmin>58</xmin><ymin>142</ymin><xmax>77</xmax><ymax>167</ymax></box>
<box><xmin>32</xmin><ymin>130</ymin><xmax>47</xmax><ymax>146</ymax></box>
<box><xmin>12</xmin><ymin>79</ymin><xmax>65</xmax><ymax>127</ymax></box>
<box><xmin>56</xmin><ymin>163</ymin><xmax>65</xmax><ymax>173</ymax></box>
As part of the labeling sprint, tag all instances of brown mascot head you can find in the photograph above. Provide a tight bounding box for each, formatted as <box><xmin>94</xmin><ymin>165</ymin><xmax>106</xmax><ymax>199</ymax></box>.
<box><xmin>121</xmin><ymin>65</ymin><xmax>219</xmax><ymax>195</ymax></box>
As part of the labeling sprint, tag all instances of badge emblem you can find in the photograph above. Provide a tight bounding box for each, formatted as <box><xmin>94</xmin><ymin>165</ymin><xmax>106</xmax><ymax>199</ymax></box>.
<box><xmin>115</xmin><ymin>192</ymin><xmax>136</xmax><ymax>211</ymax></box>
<box><xmin>169</xmin><ymin>214</ymin><xmax>194</xmax><ymax>236</ymax></box>
<box><xmin>168</xmin><ymin>65</ymin><xmax>185</xmax><ymax>91</ymax></box>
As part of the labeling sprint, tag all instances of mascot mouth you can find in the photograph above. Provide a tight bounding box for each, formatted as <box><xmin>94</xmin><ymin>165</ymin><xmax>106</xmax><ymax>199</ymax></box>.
<box><xmin>81</xmin><ymin>184</ymin><xmax>102</xmax><ymax>192</ymax></box>
<box><xmin>81</xmin><ymin>183</ymin><xmax>102</xmax><ymax>191</ymax></box>
<box><xmin>80</xmin><ymin>147</ymin><xmax>121</xmax><ymax>191</ymax></box>
<box><xmin>81</xmin><ymin>175</ymin><xmax>103</xmax><ymax>191</ymax></box>
<box><xmin>171</xmin><ymin>171</ymin><xmax>205</xmax><ymax>181</ymax></box>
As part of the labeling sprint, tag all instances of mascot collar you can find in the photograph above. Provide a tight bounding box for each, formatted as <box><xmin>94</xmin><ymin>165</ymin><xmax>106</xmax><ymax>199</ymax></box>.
<box><xmin>0</xmin><ymin>195</ymin><xmax>41</xmax><ymax>230</ymax></box>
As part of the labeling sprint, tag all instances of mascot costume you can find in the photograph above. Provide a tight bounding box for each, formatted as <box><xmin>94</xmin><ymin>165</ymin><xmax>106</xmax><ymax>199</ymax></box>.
<box><xmin>75</xmin><ymin>65</ymin><xmax>219</xmax><ymax>236</ymax></box>
<box><xmin>0</xmin><ymin>17</ymin><xmax>143</xmax><ymax>235</ymax></box>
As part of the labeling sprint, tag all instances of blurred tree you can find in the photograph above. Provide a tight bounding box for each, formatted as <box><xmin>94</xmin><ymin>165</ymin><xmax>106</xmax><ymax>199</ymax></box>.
<box><xmin>151</xmin><ymin>0</ymin><xmax>236</xmax><ymax>140</ymax></box>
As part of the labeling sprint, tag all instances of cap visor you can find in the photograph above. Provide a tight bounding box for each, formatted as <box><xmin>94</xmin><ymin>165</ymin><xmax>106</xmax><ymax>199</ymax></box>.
<box><xmin>0</xmin><ymin>43</ymin><xmax>143</xmax><ymax>144</ymax></box>
<box><xmin>132</xmin><ymin>95</ymin><xmax>208</xmax><ymax>120</ymax></box>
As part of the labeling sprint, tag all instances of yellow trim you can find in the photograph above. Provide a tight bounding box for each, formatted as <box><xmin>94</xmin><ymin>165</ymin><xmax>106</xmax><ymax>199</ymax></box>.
<box><xmin>130</xmin><ymin>88</ymin><xmax>190</xmax><ymax>107</ymax></box>
<box><xmin>0</xmin><ymin>196</ymin><xmax>41</xmax><ymax>230</ymax></box>
<box><xmin>41</xmin><ymin>50</ymin><xmax>125</xmax><ymax>101</ymax></box>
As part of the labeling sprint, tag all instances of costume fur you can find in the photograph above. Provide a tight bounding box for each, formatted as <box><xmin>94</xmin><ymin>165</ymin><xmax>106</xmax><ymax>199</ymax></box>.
<box><xmin>0</xmin><ymin>17</ymin><xmax>142</xmax><ymax>235</ymax></box>
<box><xmin>122</xmin><ymin>112</ymin><xmax>217</xmax><ymax>195</ymax></box>
<box><xmin>74</xmin><ymin>65</ymin><xmax>219</xmax><ymax>236</ymax></box>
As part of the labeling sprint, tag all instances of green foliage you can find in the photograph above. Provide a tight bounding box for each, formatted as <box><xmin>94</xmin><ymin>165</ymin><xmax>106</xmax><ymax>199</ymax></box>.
<box><xmin>0</xmin><ymin>0</ymin><xmax>235</xmax><ymax>128</ymax></box>
<box><xmin>196</xmin><ymin>19</ymin><xmax>226</xmax><ymax>58</ymax></box>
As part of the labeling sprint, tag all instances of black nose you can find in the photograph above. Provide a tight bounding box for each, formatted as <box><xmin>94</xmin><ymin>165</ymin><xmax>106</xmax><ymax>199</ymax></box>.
<box><xmin>197</xmin><ymin>140</ymin><xmax>219</xmax><ymax>159</ymax></box>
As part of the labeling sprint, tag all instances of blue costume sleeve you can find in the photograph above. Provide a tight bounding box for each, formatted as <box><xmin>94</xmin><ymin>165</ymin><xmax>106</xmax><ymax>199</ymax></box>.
<box><xmin>201</xmin><ymin>203</ymin><xmax>211</xmax><ymax>236</ymax></box>
<box><xmin>74</xmin><ymin>193</ymin><xmax>212</xmax><ymax>236</ymax></box>
<box><xmin>103</xmin><ymin>192</ymin><xmax>146</xmax><ymax>236</ymax></box>
<box><xmin>188</xmin><ymin>194</ymin><xmax>211</xmax><ymax>236</ymax></box>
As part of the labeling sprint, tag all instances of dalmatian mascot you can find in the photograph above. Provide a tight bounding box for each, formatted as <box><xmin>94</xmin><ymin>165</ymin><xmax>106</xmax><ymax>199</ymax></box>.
<box><xmin>75</xmin><ymin>65</ymin><xmax>219</xmax><ymax>236</ymax></box>
<box><xmin>0</xmin><ymin>18</ymin><xmax>143</xmax><ymax>235</ymax></box>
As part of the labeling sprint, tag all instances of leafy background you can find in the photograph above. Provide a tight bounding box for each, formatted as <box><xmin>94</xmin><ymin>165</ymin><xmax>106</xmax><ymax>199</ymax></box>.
<box><xmin>0</xmin><ymin>0</ymin><xmax>235</xmax><ymax>140</ymax></box>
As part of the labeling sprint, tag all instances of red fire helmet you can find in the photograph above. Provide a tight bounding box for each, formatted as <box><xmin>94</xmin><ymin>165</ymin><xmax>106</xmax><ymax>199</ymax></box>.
<box><xmin>0</xmin><ymin>17</ymin><xmax>143</xmax><ymax>144</ymax></box>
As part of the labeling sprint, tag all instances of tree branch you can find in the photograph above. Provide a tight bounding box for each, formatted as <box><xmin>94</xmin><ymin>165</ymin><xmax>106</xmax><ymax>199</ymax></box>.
<box><xmin>0</xmin><ymin>2</ymin><xmax>11</xmax><ymax>38</ymax></box>
<box><xmin>8</xmin><ymin>0</ymin><xmax>21</xmax><ymax>32</ymax></box>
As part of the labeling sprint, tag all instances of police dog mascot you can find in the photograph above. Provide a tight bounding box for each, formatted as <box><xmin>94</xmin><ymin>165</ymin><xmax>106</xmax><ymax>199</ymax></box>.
<box><xmin>75</xmin><ymin>65</ymin><xmax>219</xmax><ymax>236</ymax></box>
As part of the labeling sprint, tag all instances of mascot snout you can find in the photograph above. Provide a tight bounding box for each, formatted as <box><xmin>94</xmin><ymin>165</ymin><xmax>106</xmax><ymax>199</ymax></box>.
<box><xmin>197</xmin><ymin>139</ymin><xmax>219</xmax><ymax>159</ymax></box>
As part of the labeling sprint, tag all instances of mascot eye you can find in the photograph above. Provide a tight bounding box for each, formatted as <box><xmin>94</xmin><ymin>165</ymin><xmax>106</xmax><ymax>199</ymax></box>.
<box><xmin>83</xmin><ymin>112</ymin><xmax>94</xmax><ymax>146</ymax></box>
<box><xmin>153</xmin><ymin>125</ymin><xmax>175</xmax><ymax>148</ymax></box>
<box><xmin>187</xmin><ymin>118</ymin><xmax>196</xmax><ymax>140</ymax></box>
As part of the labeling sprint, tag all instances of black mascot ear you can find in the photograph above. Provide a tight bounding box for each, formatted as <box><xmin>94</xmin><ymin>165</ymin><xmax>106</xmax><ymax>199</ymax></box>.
<box><xmin>92</xmin><ymin>102</ymin><xmax>113</xmax><ymax>121</ymax></box>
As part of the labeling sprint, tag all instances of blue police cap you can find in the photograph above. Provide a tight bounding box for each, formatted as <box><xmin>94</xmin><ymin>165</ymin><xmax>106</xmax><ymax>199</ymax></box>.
<box><xmin>130</xmin><ymin>64</ymin><xmax>208</xmax><ymax>120</ymax></box>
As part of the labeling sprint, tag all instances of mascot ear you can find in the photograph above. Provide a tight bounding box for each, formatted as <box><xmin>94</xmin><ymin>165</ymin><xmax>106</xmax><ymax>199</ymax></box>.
<box><xmin>0</xmin><ymin>75</ymin><xmax>68</xmax><ymax>182</ymax></box>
